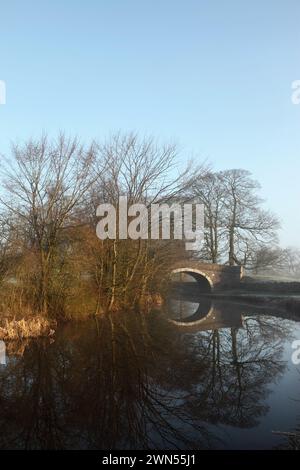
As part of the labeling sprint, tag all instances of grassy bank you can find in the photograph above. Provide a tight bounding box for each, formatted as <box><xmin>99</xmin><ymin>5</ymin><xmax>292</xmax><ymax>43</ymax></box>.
<box><xmin>0</xmin><ymin>316</ymin><xmax>56</xmax><ymax>341</ymax></box>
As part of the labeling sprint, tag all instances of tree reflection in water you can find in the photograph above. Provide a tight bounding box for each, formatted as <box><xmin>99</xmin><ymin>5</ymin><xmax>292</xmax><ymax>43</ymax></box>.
<box><xmin>0</xmin><ymin>303</ymin><xmax>295</xmax><ymax>450</ymax></box>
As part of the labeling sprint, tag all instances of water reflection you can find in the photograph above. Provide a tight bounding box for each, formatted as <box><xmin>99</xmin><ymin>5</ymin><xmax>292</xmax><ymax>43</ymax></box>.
<box><xmin>0</xmin><ymin>300</ymin><xmax>299</xmax><ymax>449</ymax></box>
<box><xmin>167</xmin><ymin>297</ymin><xmax>245</xmax><ymax>331</ymax></box>
<box><xmin>167</xmin><ymin>298</ymin><xmax>213</xmax><ymax>322</ymax></box>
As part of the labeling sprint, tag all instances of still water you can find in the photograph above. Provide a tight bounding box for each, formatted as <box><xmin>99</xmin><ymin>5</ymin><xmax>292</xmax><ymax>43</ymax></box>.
<box><xmin>0</xmin><ymin>296</ymin><xmax>300</xmax><ymax>450</ymax></box>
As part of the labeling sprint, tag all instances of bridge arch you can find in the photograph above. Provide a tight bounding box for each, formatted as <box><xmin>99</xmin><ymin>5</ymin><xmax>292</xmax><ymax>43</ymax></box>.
<box><xmin>171</xmin><ymin>267</ymin><xmax>213</xmax><ymax>293</ymax></box>
<box><xmin>169</xmin><ymin>304</ymin><xmax>215</xmax><ymax>327</ymax></box>
<box><xmin>167</xmin><ymin>296</ymin><xmax>214</xmax><ymax>326</ymax></box>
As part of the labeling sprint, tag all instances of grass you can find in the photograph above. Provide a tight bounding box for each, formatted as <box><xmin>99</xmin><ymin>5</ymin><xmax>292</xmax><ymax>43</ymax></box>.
<box><xmin>0</xmin><ymin>316</ymin><xmax>56</xmax><ymax>340</ymax></box>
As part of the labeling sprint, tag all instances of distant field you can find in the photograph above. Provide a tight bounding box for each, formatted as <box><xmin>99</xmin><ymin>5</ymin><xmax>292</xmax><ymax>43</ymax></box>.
<box><xmin>244</xmin><ymin>273</ymin><xmax>300</xmax><ymax>283</ymax></box>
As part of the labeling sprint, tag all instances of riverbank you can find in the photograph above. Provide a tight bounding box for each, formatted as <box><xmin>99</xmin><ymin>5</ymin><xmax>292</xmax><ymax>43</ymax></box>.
<box><xmin>0</xmin><ymin>316</ymin><xmax>56</xmax><ymax>341</ymax></box>
<box><xmin>170</xmin><ymin>279</ymin><xmax>300</xmax><ymax>319</ymax></box>
<box><xmin>201</xmin><ymin>291</ymin><xmax>300</xmax><ymax>320</ymax></box>
<box><xmin>2</xmin><ymin>284</ymin><xmax>300</xmax><ymax>341</ymax></box>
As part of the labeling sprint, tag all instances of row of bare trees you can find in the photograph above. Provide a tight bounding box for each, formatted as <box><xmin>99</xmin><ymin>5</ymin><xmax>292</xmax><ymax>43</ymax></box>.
<box><xmin>0</xmin><ymin>132</ymin><xmax>284</xmax><ymax>317</ymax></box>
<box><xmin>192</xmin><ymin>169</ymin><xmax>300</xmax><ymax>276</ymax></box>
<box><xmin>0</xmin><ymin>133</ymin><xmax>204</xmax><ymax>317</ymax></box>
<box><xmin>190</xmin><ymin>169</ymin><xmax>281</xmax><ymax>269</ymax></box>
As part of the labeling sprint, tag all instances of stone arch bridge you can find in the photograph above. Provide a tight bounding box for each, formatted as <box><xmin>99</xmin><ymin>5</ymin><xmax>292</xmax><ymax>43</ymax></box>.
<box><xmin>171</xmin><ymin>261</ymin><xmax>243</xmax><ymax>293</ymax></box>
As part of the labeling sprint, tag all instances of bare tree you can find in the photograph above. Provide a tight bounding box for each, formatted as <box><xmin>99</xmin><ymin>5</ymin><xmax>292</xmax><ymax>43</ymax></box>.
<box><xmin>190</xmin><ymin>171</ymin><xmax>226</xmax><ymax>263</ymax></box>
<box><xmin>250</xmin><ymin>246</ymin><xmax>300</xmax><ymax>277</ymax></box>
<box><xmin>0</xmin><ymin>134</ymin><xmax>97</xmax><ymax>314</ymax></box>
<box><xmin>85</xmin><ymin>132</ymin><xmax>208</xmax><ymax>311</ymax></box>
<box><xmin>188</xmin><ymin>169</ymin><xmax>280</xmax><ymax>268</ymax></box>
<box><xmin>219</xmin><ymin>169</ymin><xmax>279</xmax><ymax>266</ymax></box>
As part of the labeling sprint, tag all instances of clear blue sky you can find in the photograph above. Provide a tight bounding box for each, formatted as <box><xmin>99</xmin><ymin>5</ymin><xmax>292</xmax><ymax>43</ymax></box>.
<box><xmin>0</xmin><ymin>0</ymin><xmax>299</xmax><ymax>246</ymax></box>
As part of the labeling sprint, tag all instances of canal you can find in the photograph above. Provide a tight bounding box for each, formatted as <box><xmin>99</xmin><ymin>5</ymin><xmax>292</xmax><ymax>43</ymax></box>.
<box><xmin>0</xmin><ymin>297</ymin><xmax>299</xmax><ymax>449</ymax></box>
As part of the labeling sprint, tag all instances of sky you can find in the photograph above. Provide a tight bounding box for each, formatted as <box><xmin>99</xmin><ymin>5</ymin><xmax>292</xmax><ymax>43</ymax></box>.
<box><xmin>0</xmin><ymin>0</ymin><xmax>300</xmax><ymax>247</ymax></box>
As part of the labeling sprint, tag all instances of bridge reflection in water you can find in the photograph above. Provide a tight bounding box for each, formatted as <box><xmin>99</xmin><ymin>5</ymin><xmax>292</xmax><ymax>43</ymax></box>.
<box><xmin>167</xmin><ymin>298</ymin><xmax>244</xmax><ymax>331</ymax></box>
<box><xmin>167</xmin><ymin>279</ymin><xmax>244</xmax><ymax>331</ymax></box>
